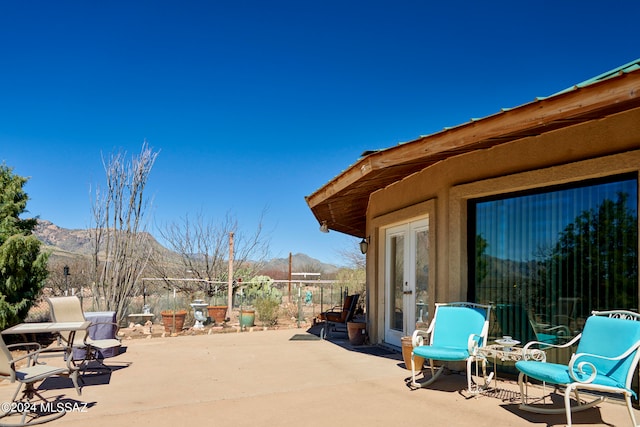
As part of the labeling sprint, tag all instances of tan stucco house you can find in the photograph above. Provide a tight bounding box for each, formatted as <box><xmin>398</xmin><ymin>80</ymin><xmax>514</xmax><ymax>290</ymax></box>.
<box><xmin>306</xmin><ymin>58</ymin><xmax>640</xmax><ymax>353</ymax></box>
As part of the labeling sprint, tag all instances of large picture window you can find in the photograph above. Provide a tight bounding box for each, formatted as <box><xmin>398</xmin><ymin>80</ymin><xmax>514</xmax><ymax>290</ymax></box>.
<box><xmin>469</xmin><ymin>174</ymin><xmax>638</xmax><ymax>346</ymax></box>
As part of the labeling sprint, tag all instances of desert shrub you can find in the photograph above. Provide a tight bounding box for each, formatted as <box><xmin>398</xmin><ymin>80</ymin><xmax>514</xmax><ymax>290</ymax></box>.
<box><xmin>255</xmin><ymin>296</ymin><xmax>279</xmax><ymax>326</ymax></box>
<box><xmin>280</xmin><ymin>301</ymin><xmax>298</xmax><ymax>320</ymax></box>
<box><xmin>242</xmin><ymin>275</ymin><xmax>282</xmax><ymax>306</ymax></box>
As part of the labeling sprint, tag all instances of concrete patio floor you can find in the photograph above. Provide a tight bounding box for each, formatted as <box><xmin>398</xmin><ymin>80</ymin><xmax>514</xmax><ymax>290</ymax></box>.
<box><xmin>2</xmin><ymin>326</ymin><xmax>638</xmax><ymax>426</ymax></box>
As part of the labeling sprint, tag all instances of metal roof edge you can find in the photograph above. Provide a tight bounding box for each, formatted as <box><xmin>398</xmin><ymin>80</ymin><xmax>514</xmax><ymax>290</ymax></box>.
<box><xmin>542</xmin><ymin>57</ymin><xmax>640</xmax><ymax>99</ymax></box>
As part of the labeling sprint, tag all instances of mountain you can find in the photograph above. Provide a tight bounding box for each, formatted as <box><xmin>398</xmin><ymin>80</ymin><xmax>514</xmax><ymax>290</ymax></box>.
<box><xmin>260</xmin><ymin>253</ymin><xmax>339</xmax><ymax>276</ymax></box>
<box><xmin>35</xmin><ymin>220</ymin><xmax>93</xmax><ymax>256</ymax></box>
<box><xmin>33</xmin><ymin>220</ymin><xmax>339</xmax><ymax>275</ymax></box>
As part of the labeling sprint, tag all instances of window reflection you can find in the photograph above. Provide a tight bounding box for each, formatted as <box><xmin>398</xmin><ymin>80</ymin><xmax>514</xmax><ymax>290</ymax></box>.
<box><xmin>472</xmin><ymin>175</ymin><xmax>638</xmax><ymax>351</ymax></box>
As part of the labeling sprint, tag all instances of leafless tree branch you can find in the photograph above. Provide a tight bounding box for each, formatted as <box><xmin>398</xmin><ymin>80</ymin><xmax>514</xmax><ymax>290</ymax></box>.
<box><xmin>90</xmin><ymin>141</ymin><xmax>159</xmax><ymax>321</ymax></box>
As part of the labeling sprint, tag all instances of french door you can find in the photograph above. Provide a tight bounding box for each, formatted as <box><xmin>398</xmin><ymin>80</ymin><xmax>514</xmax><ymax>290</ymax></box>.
<box><xmin>384</xmin><ymin>218</ymin><xmax>429</xmax><ymax>347</ymax></box>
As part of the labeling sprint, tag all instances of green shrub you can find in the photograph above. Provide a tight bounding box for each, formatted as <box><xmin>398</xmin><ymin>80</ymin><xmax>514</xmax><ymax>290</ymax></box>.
<box><xmin>255</xmin><ymin>296</ymin><xmax>280</xmax><ymax>326</ymax></box>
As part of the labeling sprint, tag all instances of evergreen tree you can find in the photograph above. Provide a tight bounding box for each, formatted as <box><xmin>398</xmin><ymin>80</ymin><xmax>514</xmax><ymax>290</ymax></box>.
<box><xmin>546</xmin><ymin>192</ymin><xmax>638</xmax><ymax>314</ymax></box>
<box><xmin>0</xmin><ymin>164</ymin><xmax>49</xmax><ymax>329</ymax></box>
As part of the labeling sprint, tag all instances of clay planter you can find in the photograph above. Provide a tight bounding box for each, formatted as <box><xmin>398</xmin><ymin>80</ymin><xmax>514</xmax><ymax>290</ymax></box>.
<box><xmin>347</xmin><ymin>321</ymin><xmax>367</xmax><ymax>345</ymax></box>
<box><xmin>160</xmin><ymin>310</ymin><xmax>187</xmax><ymax>333</ymax></box>
<box><xmin>401</xmin><ymin>336</ymin><xmax>425</xmax><ymax>370</ymax></box>
<box><xmin>207</xmin><ymin>306</ymin><xmax>228</xmax><ymax>324</ymax></box>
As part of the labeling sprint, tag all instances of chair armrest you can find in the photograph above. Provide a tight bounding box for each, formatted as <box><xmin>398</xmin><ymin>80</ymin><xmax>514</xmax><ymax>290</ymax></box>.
<box><xmin>568</xmin><ymin>342</ymin><xmax>640</xmax><ymax>384</ymax></box>
<box><xmin>6</xmin><ymin>342</ymin><xmax>42</xmax><ymax>352</ymax></box>
<box><xmin>8</xmin><ymin>343</ymin><xmax>53</xmax><ymax>367</ymax></box>
<box><xmin>323</xmin><ymin>305</ymin><xmax>342</xmax><ymax>313</ymax></box>
<box><xmin>412</xmin><ymin>328</ymin><xmax>431</xmax><ymax>347</ymax></box>
<box><xmin>468</xmin><ymin>334</ymin><xmax>483</xmax><ymax>355</ymax></box>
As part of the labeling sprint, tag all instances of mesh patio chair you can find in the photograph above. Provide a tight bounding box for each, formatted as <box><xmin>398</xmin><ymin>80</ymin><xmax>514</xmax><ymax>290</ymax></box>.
<box><xmin>46</xmin><ymin>296</ymin><xmax>121</xmax><ymax>370</ymax></box>
<box><xmin>0</xmin><ymin>335</ymin><xmax>80</xmax><ymax>426</ymax></box>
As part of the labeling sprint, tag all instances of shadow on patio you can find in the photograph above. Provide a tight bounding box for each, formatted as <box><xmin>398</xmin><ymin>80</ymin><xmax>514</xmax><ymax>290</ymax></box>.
<box><xmin>1</xmin><ymin>327</ymin><xmax>636</xmax><ymax>427</ymax></box>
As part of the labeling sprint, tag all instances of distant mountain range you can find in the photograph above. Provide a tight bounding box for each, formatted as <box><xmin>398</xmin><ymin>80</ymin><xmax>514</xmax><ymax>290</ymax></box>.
<box><xmin>35</xmin><ymin>220</ymin><xmax>94</xmax><ymax>256</ymax></box>
<box><xmin>34</xmin><ymin>220</ymin><xmax>339</xmax><ymax>275</ymax></box>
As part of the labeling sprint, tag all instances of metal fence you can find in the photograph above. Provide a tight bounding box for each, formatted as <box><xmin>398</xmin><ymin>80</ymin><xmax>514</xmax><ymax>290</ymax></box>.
<box><xmin>26</xmin><ymin>280</ymin><xmax>365</xmax><ymax>330</ymax></box>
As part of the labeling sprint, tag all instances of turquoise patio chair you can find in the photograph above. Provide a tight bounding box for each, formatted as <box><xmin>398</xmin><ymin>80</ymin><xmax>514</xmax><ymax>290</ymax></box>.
<box><xmin>515</xmin><ymin>310</ymin><xmax>640</xmax><ymax>427</ymax></box>
<box><xmin>410</xmin><ymin>302</ymin><xmax>492</xmax><ymax>393</ymax></box>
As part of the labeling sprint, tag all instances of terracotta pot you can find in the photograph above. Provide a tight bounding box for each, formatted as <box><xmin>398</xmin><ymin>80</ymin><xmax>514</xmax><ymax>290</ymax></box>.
<box><xmin>401</xmin><ymin>336</ymin><xmax>425</xmax><ymax>370</ymax></box>
<box><xmin>347</xmin><ymin>321</ymin><xmax>367</xmax><ymax>345</ymax></box>
<box><xmin>207</xmin><ymin>306</ymin><xmax>228</xmax><ymax>324</ymax></box>
<box><xmin>160</xmin><ymin>310</ymin><xmax>187</xmax><ymax>333</ymax></box>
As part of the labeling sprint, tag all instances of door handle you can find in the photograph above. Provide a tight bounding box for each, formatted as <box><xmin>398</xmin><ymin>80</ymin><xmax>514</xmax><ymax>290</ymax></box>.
<box><xmin>403</xmin><ymin>290</ymin><xmax>413</xmax><ymax>295</ymax></box>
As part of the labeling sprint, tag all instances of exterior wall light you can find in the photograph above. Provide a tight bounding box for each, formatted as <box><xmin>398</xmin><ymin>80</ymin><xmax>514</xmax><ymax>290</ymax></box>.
<box><xmin>359</xmin><ymin>237</ymin><xmax>369</xmax><ymax>254</ymax></box>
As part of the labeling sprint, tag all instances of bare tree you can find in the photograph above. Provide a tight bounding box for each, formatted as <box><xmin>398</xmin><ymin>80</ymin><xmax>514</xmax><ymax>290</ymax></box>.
<box><xmin>150</xmin><ymin>208</ymin><xmax>271</xmax><ymax>300</ymax></box>
<box><xmin>90</xmin><ymin>142</ymin><xmax>159</xmax><ymax>320</ymax></box>
<box><xmin>45</xmin><ymin>256</ymin><xmax>93</xmax><ymax>296</ymax></box>
<box><xmin>337</xmin><ymin>238</ymin><xmax>366</xmax><ymax>270</ymax></box>
<box><xmin>335</xmin><ymin>238</ymin><xmax>367</xmax><ymax>312</ymax></box>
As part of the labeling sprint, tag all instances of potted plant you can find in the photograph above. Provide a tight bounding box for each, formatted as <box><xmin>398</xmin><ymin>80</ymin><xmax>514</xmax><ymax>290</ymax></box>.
<box><xmin>239</xmin><ymin>276</ymin><xmax>280</xmax><ymax>329</ymax></box>
<box><xmin>401</xmin><ymin>335</ymin><xmax>425</xmax><ymax>370</ymax></box>
<box><xmin>347</xmin><ymin>321</ymin><xmax>367</xmax><ymax>345</ymax></box>
<box><xmin>208</xmin><ymin>305</ymin><xmax>227</xmax><ymax>325</ymax></box>
<box><xmin>160</xmin><ymin>309</ymin><xmax>187</xmax><ymax>333</ymax></box>
<box><xmin>239</xmin><ymin>307</ymin><xmax>255</xmax><ymax>328</ymax></box>
<box><xmin>207</xmin><ymin>286</ymin><xmax>228</xmax><ymax>325</ymax></box>
<box><xmin>158</xmin><ymin>293</ymin><xmax>188</xmax><ymax>333</ymax></box>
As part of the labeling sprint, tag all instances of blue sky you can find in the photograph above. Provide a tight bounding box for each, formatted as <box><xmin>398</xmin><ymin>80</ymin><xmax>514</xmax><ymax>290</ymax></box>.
<box><xmin>1</xmin><ymin>1</ymin><xmax>639</xmax><ymax>266</ymax></box>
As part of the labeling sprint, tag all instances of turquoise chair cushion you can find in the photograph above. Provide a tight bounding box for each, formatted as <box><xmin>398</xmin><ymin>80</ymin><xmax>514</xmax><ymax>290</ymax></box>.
<box><xmin>575</xmin><ymin>315</ymin><xmax>640</xmax><ymax>387</ymax></box>
<box><xmin>413</xmin><ymin>305</ymin><xmax>487</xmax><ymax>362</ymax></box>
<box><xmin>516</xmin><ymin>314</ymin><xmax>640</xmax><ymax>398</ymax></box>
<box><xmin>515</xmin><ymin>360</ymin><xmax>635</xmax><ymax>396</ymax></box>
<box><xmin>413</xmin><ymin>345</ymin><xmax>469</xmax><ymax>361</ymax></box>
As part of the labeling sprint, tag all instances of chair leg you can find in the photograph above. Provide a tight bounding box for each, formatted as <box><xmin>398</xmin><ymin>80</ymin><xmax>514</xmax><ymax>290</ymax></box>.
<box><xmin>466</xmin><ymin>358</ymin><xmax>474</xmax><ymax>394</ymax></box>
<box><xmin>0</xmin><ymin>381</ymin><xmax>66</xmax><ymax>427</ymax></box>
<box><xmin>518</xmin><ymin>372</ymin><xmax>529</xmax><ymax>406</ymax></box>
<box><xmin>411</xmin><ymin>355</ymin><xmax>444</xmax><ymax>389</ymax></box>
<box><xmin>74</xmin><ymin>344</ymin><xmax>113</xmax><ymax>375</ymax></box>
<box><xmin>624</xmin><ymin>394</ymin><xmax>638</xmax><ymax>427</ymax></box>
<box><xmin>564</xmin><ymin>385</ymin><xmax>575</xmax><ymax>427</ymax></box>
<box><xmin>467</xmin><ymin>356</ymin><xmax>490</xmax><ymax>394</ymax></box>
<box><xmin>8</xmin><ymin>382</ymin><xmax>24</xmax><ymax>407</ymax></box>
<box><xmin>562</xmin><ymin>385</ymin><xmax>603</xmax><ymax>426</ymax></box>
<box><xmin>70</xmin><ymin>369</ymin><xmax>82</xmax><ymax>396</ymax></box>
<box><xmin>411</xmin><ymin>353</ymin><xmax>418</xmax><ymax>387</ymax></box>
<box><xmin>520</xmin><ymin>378</ymin><xmax>604</xmax><ymax>418</ymax></box>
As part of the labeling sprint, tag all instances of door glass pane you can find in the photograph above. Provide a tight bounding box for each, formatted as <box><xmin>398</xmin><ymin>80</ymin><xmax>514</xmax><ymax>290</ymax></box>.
<box><xmin>390</xmin><ymin>235</ymin><xmax>404</xmax><ymax>331</ymax></box>
<box><xmin>415</xmin><ymin>228</ymin><xmax>429</xmax><ymax>329</ymax></box>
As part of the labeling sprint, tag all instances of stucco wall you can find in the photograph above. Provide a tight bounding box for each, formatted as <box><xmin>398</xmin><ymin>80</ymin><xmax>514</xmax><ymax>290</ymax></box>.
<box><xmin>365</xmin><ymin>106</ymin><xmax>640</xmax><ymax>344</ymax></box>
